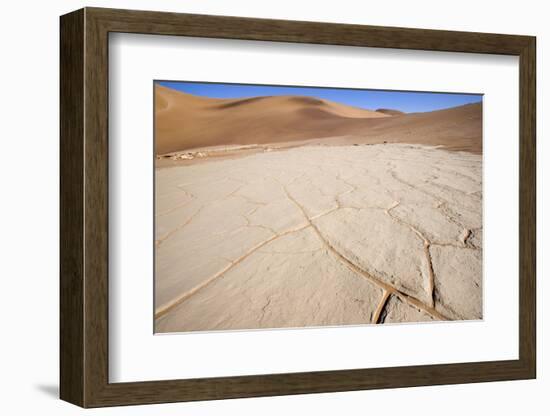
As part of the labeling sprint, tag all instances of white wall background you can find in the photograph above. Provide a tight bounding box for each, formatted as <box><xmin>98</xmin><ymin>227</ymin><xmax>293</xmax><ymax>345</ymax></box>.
<box><xmin>0</xmin><ymin>1</ymin><xmax>545</xmax><ymax>414</ymax></box>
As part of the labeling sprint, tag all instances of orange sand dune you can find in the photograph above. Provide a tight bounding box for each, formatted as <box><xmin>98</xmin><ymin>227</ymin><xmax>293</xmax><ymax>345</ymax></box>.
<box><xmin>375</xmin><ymin>108</ymin><xmax>405</xmax><ymax>116</ymax></box>
<box><xmin>155</xmin><ymin>85</ymin><xmax>482</xmax><ymax>154</ymax></box>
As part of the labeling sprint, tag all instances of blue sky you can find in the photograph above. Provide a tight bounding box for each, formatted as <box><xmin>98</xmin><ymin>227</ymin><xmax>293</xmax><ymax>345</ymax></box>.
<box><xmin>157</xmin><ymin>80</ymin><xmax>482</xmax><ymax>113</ymax></box>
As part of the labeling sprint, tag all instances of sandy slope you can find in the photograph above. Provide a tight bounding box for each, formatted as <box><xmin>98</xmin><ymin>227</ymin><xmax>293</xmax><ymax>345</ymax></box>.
<box><xmin>155</xmin><ymin>85</ymin><xmax>482</xmax><ymax>155</ymax></box>
<box><xmin>375</xmin><ymin>108</ymin><xmax>405</xmax><ymax>116</ymax></box>
<box><xmin>155</xmin><ymin>144</ymin><xmax>482</xmax><ymax>333</ymax></box>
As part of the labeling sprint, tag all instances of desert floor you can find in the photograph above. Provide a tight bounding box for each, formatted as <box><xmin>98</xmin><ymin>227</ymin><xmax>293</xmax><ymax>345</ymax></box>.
<box><xmin>154</xmin><ymin>143</ymin><xmax>482</xmax><ymax>333</ymax></box>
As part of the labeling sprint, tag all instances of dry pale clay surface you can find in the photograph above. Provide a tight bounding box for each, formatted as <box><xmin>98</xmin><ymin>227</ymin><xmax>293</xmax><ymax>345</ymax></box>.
<box><xmin>155</xmin><ymin>144</ymin><xmax>482</xmax><ymax>332</ymax></box>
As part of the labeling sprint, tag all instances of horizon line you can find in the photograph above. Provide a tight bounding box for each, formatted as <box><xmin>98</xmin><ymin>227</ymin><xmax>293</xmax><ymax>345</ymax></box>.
<box><xmin>155</xmin><ymin>80</ymin><xmax>483</xmax><ymax>114</ymax></box>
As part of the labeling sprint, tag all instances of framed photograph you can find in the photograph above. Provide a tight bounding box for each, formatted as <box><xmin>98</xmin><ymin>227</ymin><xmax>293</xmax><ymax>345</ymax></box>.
<box><xmin>60</xmin><ymin>7</ymin><xmax>536</xmax><ymax>407</ymax></box>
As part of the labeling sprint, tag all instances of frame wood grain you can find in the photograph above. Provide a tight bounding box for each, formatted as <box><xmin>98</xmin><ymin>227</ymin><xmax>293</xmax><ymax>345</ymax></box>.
<box><xmin>60</xmin><ymin>7</ymin><xmax>536</xmax><ymax>408</ymax></box>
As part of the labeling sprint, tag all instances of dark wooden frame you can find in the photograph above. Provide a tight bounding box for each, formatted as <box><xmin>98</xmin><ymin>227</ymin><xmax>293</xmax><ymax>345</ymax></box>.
<box><xmin>60</xmin><ymin>7</ymin><xmax>536</xmax><ymax>408</ymax></box>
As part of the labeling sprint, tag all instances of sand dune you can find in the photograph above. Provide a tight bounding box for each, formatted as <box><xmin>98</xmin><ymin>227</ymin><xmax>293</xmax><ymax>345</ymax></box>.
<box><xmin>375</xmin><ymin>108</ymin><xmax>405</xmax><ymax>116</ymax></box>
<box><xmin>155</xmin><ymin>85</ymin><xmax>482</xmax><ymax>155</ymax></box>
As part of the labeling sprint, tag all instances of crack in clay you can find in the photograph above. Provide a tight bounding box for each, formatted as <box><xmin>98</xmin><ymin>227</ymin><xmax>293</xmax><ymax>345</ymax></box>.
<box><xmin>229</xmin><ymin>193</ymin><xmax>269</xmax><ymax>206</ymax></box>
<box><xmin>259</xmin><ymin>296</ymin><xmax>273</xmax><ymax>326</ymax></box>
<box><xmin>436</xmin><ymin>201</ymin><xmax>470</xmax><ymax>230</ymax></box>
<box><xmin>435</xmin><ymin>166</ymin><xmax>481</xmax><ymax>184</ymax></box>
<box><xmin>240</xmin><ymin>214</ymin><xmax>278</xmax><ymax>236</ymax></box>
<box><xmin>156</xmin><ymin>189</ymin><xmax>195</xmax><ymax>217</ymax></box>
<box><xmin>389</xmin><ymin>168</ymin><xmax>476</xmax><ymax>223</ymax></box>
<box><xmin>460</xmin><ymin>228</ymin><xmax>472</xmax><ymax>247</ymax></box>
<box><xmin>385</xmin><ymin>197</ymin><xmax>475</xmax><ymax>249</ymax></box>
<box><xmin>155</xmin><ymin>205</ymin><xmax>204</xmax><ymax>247</ymax></box>
<box><xmin>432</xmin><ymin>287</ymin><xmax>466</xmax><ymax>321</ymax></box>
<box><xmin>385</xmin><ymin>201</ymin><xmax>436</xmax><ymax>308</ymax></box>
<box><xmin>157</xmin><ymin>191</ymin><xmax>274</xmax><ymax>246</ymax></box>
<box><xmin>281</xmin><ymin>185</ymin><xmax>448</xmax><ymax>321</ymax></box>
<box><xmin>463</xmin><ymin>227</ymin><xmax>482</xmax><ymax>249</ymax></box>
<box><xmin>427</xmin><ymin>179</ymin><xmax>481</xmax><ymax>199</ymax></box>
<box><xmin>258</xmin><ymin>248</ymin><xmax>323</xmax><ymax>255</ymax></box>
<box><xmin>371</xmin><ymin>290</ymin><xmax>391</xmax><ymax>324</ymax></box>
<box><xmin>155</xmin><ymin>223</ymin><xmax>311</xmax><ymax>319</ymax></box>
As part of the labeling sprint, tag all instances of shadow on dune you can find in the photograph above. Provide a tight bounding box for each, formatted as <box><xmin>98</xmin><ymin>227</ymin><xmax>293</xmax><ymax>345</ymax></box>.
<box><xmin>155</xmin><ymin>85</ymin><xmax>482</xmax><ymax>155</ymax></box>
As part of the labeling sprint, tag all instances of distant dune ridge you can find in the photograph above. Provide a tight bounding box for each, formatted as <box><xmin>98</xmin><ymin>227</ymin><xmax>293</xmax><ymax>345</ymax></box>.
<box><xmin>375</xmin><ymin>108</ymin><xmax>405</xmax><ymax>116</ymax></box>
<box><xmin>155</xmin><ymin>84</ymin><xmax>482</xmax><ymax>155</ymax></box>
